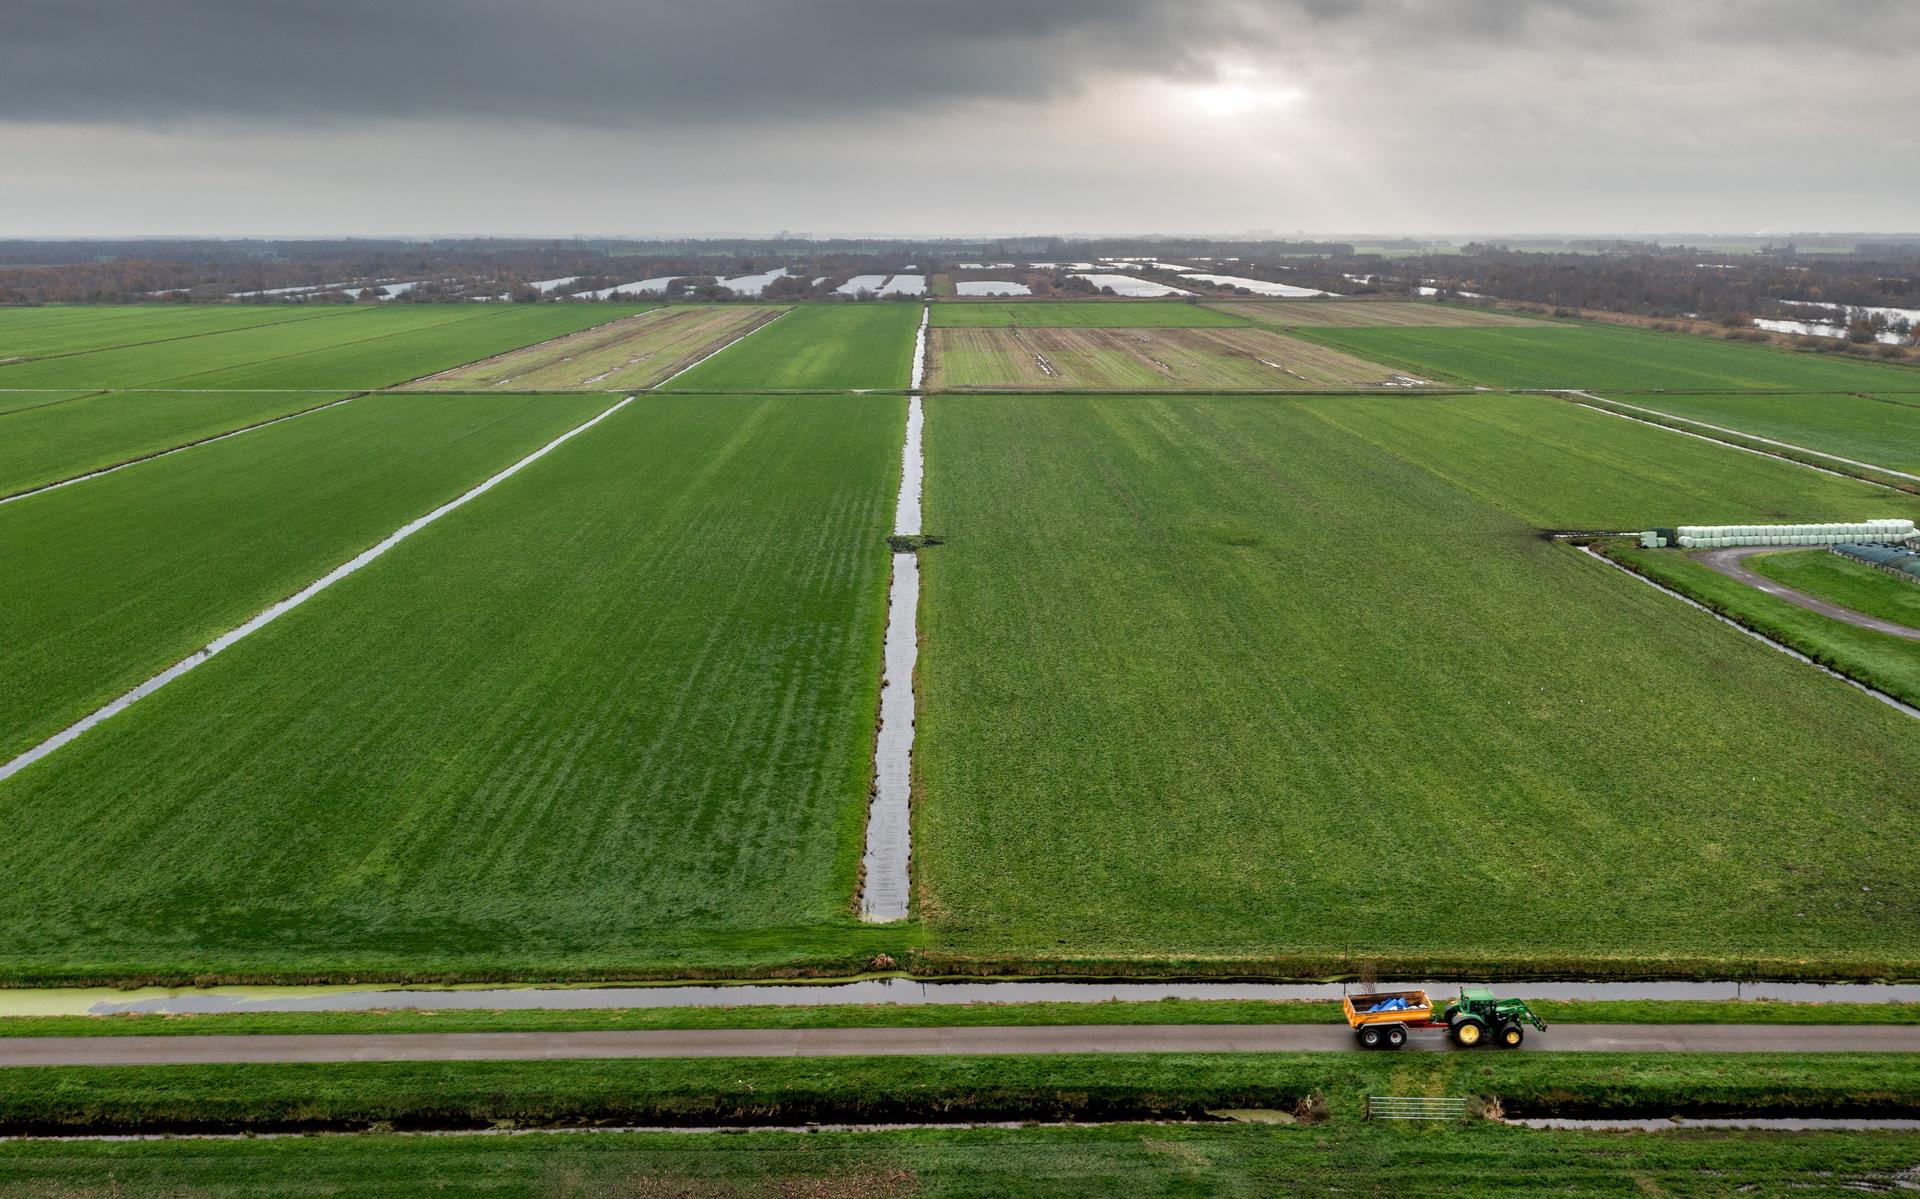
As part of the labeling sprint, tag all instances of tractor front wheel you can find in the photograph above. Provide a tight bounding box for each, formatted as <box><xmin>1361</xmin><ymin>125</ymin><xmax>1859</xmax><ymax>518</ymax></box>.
<box><xmin>1499</xmin><ymin>1023</ymin><xmax>1525</xmax><ymax>1048</ymax></box>
<box><xmin>1453</xmin><ymin>1019</ymin><xmax>1485</xmax><ymax>1047</ymax></box>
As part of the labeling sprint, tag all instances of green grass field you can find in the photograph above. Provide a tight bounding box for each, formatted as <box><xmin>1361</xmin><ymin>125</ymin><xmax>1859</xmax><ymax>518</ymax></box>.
<box><xmin>5</xmin><ymin>1119</ymin><xmax>1916</xmax><ymax>1197</ymax></box>
<box><xmin>664</xmin><ymin>303</ymin><xmax>922</xmax><ymax>389</ymax></box>
<box><xmin>404</xmin><ymin>305</ymin><xmax>775</xmax><ymax>390</ymax></box>
<box><xmin>1598</xmin><ymin>545</ymin><xmax>1920</xmax><ymax>709</ymax></box>
<box><xmin>1589</xmin><ymin>391</ymin><xmax>1920</xmax><ymax>474</ymax></box>
<box><xmin>0</xmin><ymin>387</ymin><xmax>102</xmax><ymax>416</ymax></box>
<box><xmin>1288</xmin><ymin>323</ymin><xmax>1920</xmax><ymax>391</ymax></box>
<box><xmin>927</xmin><ymin>326</ymin><xmax>1408</xmax><ymax>390</ymax></box>
<box><xmin>0</xmin><ymin>304</ymin><xmax>353</xmax><ymax>360</ymax></box>
<box><xmin>0</xmin><ymin>393</ymin><xmax>610</xmax><ymax>764</ymax></box>
<box><xmin>915</xmin><ymin>394</ymin><xmax>1920</xmax><ymax>976</ymax></box>
<box><xmin>929</xmin><ymin>301</ymin><xmax>1253</xmax><ymax>328</ymax></box>
<box><xmin>1751</xmin><ymin>549</ymin><xmax>1920</xmax><ymax>627</ymax></box>
<box><xmin>1207</xmin><ymin>299</ymin><xmax>1550</xmax><ymax>328</ymax></box>
<box><xmin>0</xmin><ymin>396</ymin><xmax>903</xmax><ymax>982</ymax></box>
<box><xmin>0</xmin><ymin>389</ymin><xmax>355</xmax><ymax>494</ymax></box>
<box><xmin>0</xmin><ymin>305</ymin><xmax>644</xmax><ymax>390</ymax></box>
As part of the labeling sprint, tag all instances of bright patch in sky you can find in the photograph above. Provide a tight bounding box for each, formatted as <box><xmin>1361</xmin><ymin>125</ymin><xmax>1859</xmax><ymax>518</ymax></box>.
<box><xmin>1167</xmin><ymin>66</ymin><xmax>1304</xmax><ymax>119</ymax></box>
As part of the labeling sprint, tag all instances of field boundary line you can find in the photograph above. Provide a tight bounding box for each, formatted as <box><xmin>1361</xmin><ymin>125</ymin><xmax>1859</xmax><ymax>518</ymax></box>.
<box><xmin>0</xmin><ymin>392</ymin><xmax>371</xmax><ymax>507</ymax></box>
<box><xmin>0</xmin><ymin>389</ymin><xmax>109</xmax><ymax>419</ymax></box>
<box><xmin>1577</xmin><ymin>545</ymin><xmax>1919</xmax><ymax>721</ymax></box>
<box><xmin>0</xmin><ymin>395</ymin><xmax>637</xmax><ymax>784</ymax></box>
<box><xmin>858</xmin><ymin>305</ymin><xmax>928</xmax><ymax>922</ymax></box>
<box><xmin>1557</xmin><ymin>391</ymin><xmax>1917</xmax><ymax>492</ymax></box>
<box><xmin>650</xmin><ymin>308</ymin><xmax>791</xmax><ymax>389</ymax></box>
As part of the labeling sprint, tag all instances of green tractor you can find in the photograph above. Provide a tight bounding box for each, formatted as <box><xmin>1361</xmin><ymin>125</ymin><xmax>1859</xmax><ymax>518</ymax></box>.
<box><xmin>1441</xmin><ymin>986</ymin><xmax>1548</xmax><ymax>1048</ymax></box>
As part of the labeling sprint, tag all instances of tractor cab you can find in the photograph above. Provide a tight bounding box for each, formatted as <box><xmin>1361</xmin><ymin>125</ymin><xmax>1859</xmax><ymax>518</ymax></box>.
<box><xmin>1440</xmin><ymin>986</ymin><xmax>1547</xmax><ymax>1048</ymax></box>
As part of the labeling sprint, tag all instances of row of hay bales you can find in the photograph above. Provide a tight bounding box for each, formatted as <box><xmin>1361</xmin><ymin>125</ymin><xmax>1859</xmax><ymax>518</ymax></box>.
<box><xmin>1832</xmin><ymin>541</ymin><xmax>1920</xmax><ymax>584</ymax></box>
<box><xmin>1639</xmin><ymin>519</ymin><xmax>1916</xmax><ymax>549</ymax></box>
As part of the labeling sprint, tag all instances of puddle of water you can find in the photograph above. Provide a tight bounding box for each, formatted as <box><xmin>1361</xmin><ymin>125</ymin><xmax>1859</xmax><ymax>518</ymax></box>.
<box><xmin>835</xmin><ymin>274</ymin><xmax>887</xmax><ymax>296</ymax></box>
<box><xmin>955</xmin><ymin>281</ymin><xmax>1030</xmax><ymax>296</ymax></box>
<box><xmin>0</xmin><ymin>396</ymin><xmax>638</xmax><ymax>786</ymax></box>
<box><xmin>26</xmin><ymin>977</ymin><xmax>1920</xmax><ymax>1019</ymax></box>
<box><xmin>1068</xmin><ymin>274</ymin><xmax>1191</xmax><ymax>297</ymax></box>
<box><xmin>880</xmin><ymin>275</ymin><xmax>926</xmax><ymax>296</ymax></box>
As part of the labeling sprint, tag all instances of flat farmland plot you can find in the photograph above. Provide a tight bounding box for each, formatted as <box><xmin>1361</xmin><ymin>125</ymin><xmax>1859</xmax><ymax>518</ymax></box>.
<box><xmin>0</xmin><ymin>305</ymin><xmax>352</xmax><ymax>361</ymax></box>
<box><xmin>405</xmin><ymin>306</ymin><xmax>790</xmax><ymax>391</ymax></box>
<box><xmin>0</xmin><ymin>393</ymin><xmax>608</xmax><ymax>762</ymax></box>
<box><xmin>915</xmin><ymin>395</ymin><xmax>1920</xmax><ymax>975</ymax></box>
<box><xmin>926</xmin><ymin>326</ymin><xmax>1412</xmax><ymax>390</ymax></box>
<box><xmin>1288</xmin><ymin>323</ymin><xmax>1920</xmax><ymax>391</ymax></box>
<box><xmin>0</xmin><ymin>306</ymin><xmax>644</xmax><ymax>390</ymax></box>
<box><xmin>0</xmin><ymin>390</ymin><xmax>355</xmax><ymax>495</ymax></box>
<box><xmin>1588</xmin><ymin>391</ymin><xmax>1920</xmax><ymax>474</ymax></box>
<box><xmin>0</xmin><ymin>396</ymin><xmax>902</xmax><ymax>981</ymax></box>
<box><xmin>663</xmin><ymin>304</ymin><xmax>920</xmax><ymax>390</ymax></box>
<box><xmin>1208</xmin><ymin>300</ymin><xmax>1551</xmax><ymax>328</ymax></box>
<box><xmin>929</xmin><ymin>302</ymin><xmax>1252</xmax><ymax>328</ymax></box>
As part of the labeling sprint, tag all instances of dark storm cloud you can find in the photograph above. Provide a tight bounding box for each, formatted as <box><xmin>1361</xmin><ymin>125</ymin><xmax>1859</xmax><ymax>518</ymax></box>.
<box><xmin>1</xmin><ymin>0</ymin><xmax>1270</xmax><ymax>126</ymax></box>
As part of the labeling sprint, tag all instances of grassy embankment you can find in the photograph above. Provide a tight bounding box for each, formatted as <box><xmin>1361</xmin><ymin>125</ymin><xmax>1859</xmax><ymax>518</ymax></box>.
<box><xmin>0</xmin><ymin>396</ymin><xmax>907</xmax><ymax>985</ymax></box>
<box><xmin>915</xmin><ymin>393</ymin><xmax>1920</xmax><ymax>979</ymax></box>
<box><xmin>1750</xmin><ymin>550</ymin><xmax>1920</xmax><ymax>627</ymax></box>
<box><xmin>1594</xmin><ymin>544</ymin><xmax>1920</xmax><ymax>709</ymax></box>
<box><xmin>7</xmin><ymin>1120</ymin><xmax>1920</xmax><ymax>1197</ymax></box>
<box><xmin>3</xmin><ymin>998</ymin><xmax>1916</xmax><ymax>1040</ymax></box>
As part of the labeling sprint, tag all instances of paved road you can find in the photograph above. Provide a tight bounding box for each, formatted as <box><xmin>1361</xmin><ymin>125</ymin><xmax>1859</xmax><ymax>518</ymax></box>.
<box><xmin>1695</xmin><ymin>546</ymin><xmax>1920</xmax><ymax>641</ymax></box>
<box><xmin>5</xmin><ymin>1024</ymin><xmax>1919</xmax><ymax>1067</ymax></box>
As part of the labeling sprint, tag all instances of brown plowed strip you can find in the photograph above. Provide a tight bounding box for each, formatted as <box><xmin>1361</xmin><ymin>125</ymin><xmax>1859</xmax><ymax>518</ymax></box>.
<box><xmin>402</xmin><ymin>307</ymin><xmax>781</xmax><ymax>391</ymax></box>
<box><xmin>929</xmin><ymin>326</ymin><xmax>1410</xmax><ymax>390</ymax></box>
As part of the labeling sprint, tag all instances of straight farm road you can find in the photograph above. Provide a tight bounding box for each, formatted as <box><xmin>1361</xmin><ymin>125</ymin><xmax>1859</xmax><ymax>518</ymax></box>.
<box><xmin>3</xmin><ymin>1024</ymin><xmax>1918</xmax><ymax>1067</ymax></box>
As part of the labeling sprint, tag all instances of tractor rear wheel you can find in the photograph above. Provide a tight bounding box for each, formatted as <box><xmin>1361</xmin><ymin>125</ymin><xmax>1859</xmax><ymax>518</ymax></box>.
<box><xmin>1453</xmin><ymin>1019</ymin><xmax>1485</xmax><ymax>1047</ymax></box>
<box><xmin>1359</xmin><ymin>1026</ymin><xmax>1382</xmax><ymax>1049</ymax></box>
<box><xmin>1385</xmin><ymin>1025</ymin><xmax>1407</xmax><ymax>1049</ymax></box>
<box><xmin>1499</xmin><ymin>1023</ymin><xmax>1524</xmax><ymax>1048</ymax></box>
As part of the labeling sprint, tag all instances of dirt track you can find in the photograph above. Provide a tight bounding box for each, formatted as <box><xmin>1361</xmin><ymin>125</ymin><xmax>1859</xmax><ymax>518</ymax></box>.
<box><xmin>1693</xmin><ymin>546</ymin><xmax>1920</xmax><ymax>641</ymax></box>
<box><xmin>4</xmin><ymin>1024</ymin><xmax>1920</xmax><ymax>1067</ymax></box>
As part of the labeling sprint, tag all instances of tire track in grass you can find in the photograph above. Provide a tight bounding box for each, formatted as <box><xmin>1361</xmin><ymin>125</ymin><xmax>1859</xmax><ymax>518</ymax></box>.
<box><xmin>0</xmin><ymin>392</ymin><xmax>367</xmax><ymax>506</ymax></box>
<box><xmin>860</xmin><ymin>306</ymin><xmax>927</xmax><ymax>922</ymax></box>
<box><xmin>0</xmin><ymin>395</ymin><xmax>637</xmax><ymax>783</ymax></box>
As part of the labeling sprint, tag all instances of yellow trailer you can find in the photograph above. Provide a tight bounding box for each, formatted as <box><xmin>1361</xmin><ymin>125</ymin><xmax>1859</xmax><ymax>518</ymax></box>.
<box><xmin>1342</xmin><ymin>990</ymin><xmax>1434</xmax><ymax>1048</ymax></box>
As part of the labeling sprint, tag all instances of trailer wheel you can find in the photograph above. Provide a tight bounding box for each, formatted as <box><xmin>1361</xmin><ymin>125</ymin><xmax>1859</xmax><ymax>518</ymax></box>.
<box><xmin>1359</xmin><ymin>1026</ymin><xmax>1383</xmax><ymax>1049</ymax></box>
<box><xmin>1385</xmin><ymin>1025</ymin><xmax>1407</xmax><ymax>1049</ymax></box>
<box><xmin>1499</xmin><ymin>1023</ymin><xmax>1524</xmax><ymax>1048</ymax></box>
<box><xmin>1453</xmin><ymin>1019</ymin><xmax>1484</xmax><ymax>1047</ymax></box>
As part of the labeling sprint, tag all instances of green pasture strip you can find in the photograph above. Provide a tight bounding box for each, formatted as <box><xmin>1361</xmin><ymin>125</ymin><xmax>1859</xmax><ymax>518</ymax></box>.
<box><xmin>1596</xmin><ymin>544</ymin><xmax>1920</xmax><ymax>710</ymax></box>
<box><xmin>0</xmin><ymin>305</ymin><xmax>643</xmax><ymax>390</ymax></box>
<box><xmin>0</xmin><ymin>396</ymin><xmax>903</xmax><ymax>984</ymax></box>
<box><xmin>0</xmin><ymin>390</ymin><xmax>356</xmax><ymax>495</ymax></box>
<box><xmin>928</xmin><ymin>301</ymin><xmax>1253</xmax><ymax>329</ymax></box>
<box><xmin>1205</xmin><ymin>299</ymin><xmax>1551</xmax><ymax>328</ymax></box>
<box><xmin>0</xmin><ymin>393</ymin><xmax>609</xmax><ymax>763</ymax></box>
<box><xmin>3</xmin><ymin>999</ymin><xmax>1915</xmax><ymax>1039</ymax></box>
<box><xmin>0</xmin><ymin>1052</ymin><xmax>1913</xmax><ymax>1135</ymax></box>
<box><xmin>915</xmin><ymin>395</ymin><xmax>1920</xmax><ymax>977</ymax></box>
<box><xmin>6</xmin><ymin>1122</ymin><xmax>1920</xmax><ymax>1199</ymax></box>
<box><xmin>0</xmin><ymin>389</ymin><xmax>102</xmax><ymax>417</ymax></box>
<box><xmin>1286</xmin><ymin>323</ymin><xmax>1920</xmax><ymax>391</ymax></box>
<box><xmin>664</xmin><ymin>303</ymin><xmax>921</xmax><ymax>390</ymax></box>
<box><xmin>1586</xmin><ymin>390</ymin><xmax>1920</xmax><ymax>476</ymax></box>
<box><xmin>0</xmin><ymin>304</ymin><xmax>351</xmax><ymax>360</ymax></box>
<box><xmin>1751</xmin><ymin>549</ymin><xmax>1920</xmax><ymax>628</ymax></box>
<box><xmin>1306</xmin><ymin>393</ymin><xmax>1920</xmax><ymax>530</ymax></box>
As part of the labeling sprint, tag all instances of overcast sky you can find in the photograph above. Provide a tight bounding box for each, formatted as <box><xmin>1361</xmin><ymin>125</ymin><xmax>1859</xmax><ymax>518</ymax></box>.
<box><xmin>3</xmin><ymin>0</ymin><xmax>1915</xmax><ymax>238</ymax></box>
